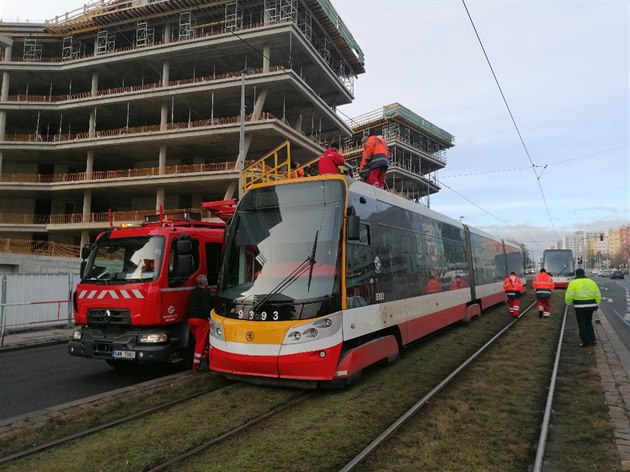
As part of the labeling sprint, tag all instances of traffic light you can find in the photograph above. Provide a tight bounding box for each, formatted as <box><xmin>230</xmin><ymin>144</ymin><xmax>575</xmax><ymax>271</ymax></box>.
<box><xmin>578</xmin><ymin>256</ymin><xmax>583</xmax><ymax>264</ymax></box>
<box><xmin>599</xmin><ymin>233</ymin><xmax>604</xmax><ymax>241</ymax></box>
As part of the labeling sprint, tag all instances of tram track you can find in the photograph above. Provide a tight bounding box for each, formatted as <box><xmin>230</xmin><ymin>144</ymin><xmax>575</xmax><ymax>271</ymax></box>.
<box><xmin>339</xmin><ymin>300</ymin><xmax>539</xmax><ymax>471</ymax></box>
<box><xmin>0</xmin><ymin>380</ymin><xmax>234</xmax><ymax>465</ymax></box>
<box><xmin>2</xmin><ymin>294</ymin><xmax>618</xmax><ymax>471</ymax></box>
<box><xmin>147</xmin><ymin>392</ymin><xmax>315</xmax><ymax>471</ymax></box>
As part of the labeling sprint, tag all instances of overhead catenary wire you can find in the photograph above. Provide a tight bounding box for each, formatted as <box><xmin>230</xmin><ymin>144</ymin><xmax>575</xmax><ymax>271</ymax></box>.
<box><xmin>440</xmin><ymin>144</ymin><xmax>627</xmax><ymax>179</ymax></box>
<box><xmin>461</xmin><ymin>0</ymin><xmax>561</xmax><ymax>241</ymax></box>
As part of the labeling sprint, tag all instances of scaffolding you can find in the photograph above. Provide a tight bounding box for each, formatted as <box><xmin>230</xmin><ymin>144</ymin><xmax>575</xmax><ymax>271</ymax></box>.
<box><xmin>178</xmin><ymin>12</ymin><xmax>194</xmax><ymax>41</ymax></box>
<box><xmin>265</xmin><ymin>0</ymin><xmax>297</xmax><ymax>24</ymax></box>
<box><xmin>23</xmin><ymin>38</ymin><xmax>43</xmax><ymax>62</ymax></box>
<box><xmin>297</xmin><ymin>8</ymin><xmax>312</xmax><ymax>41</ymax></box>
<box><xmin>95</xmin><ymin>30</ymin><xmax>115</xmax><ymax>55</ymax></box>
<box><xmin>62</xmin><ymin>36</ymin><xmax>80</xmax><ymax>61</ymax></box>
<box><xmin>136</xmin><ymin>21</ymin><xmax>155</xmax><ymax>48</ymax></box>
<box><xmin>224</xmin><ymin>2</ymin><xmax>241</xmax><ymax>32</ymax></box>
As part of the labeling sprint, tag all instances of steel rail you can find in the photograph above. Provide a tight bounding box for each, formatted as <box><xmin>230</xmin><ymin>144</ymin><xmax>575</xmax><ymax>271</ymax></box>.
<box><xmin>148</xmin><ymin>392</ymin><xmax>315</xmax><ymax>471</ymax></box>
<box><xmin>339</xmin><ymin>301</ymin><xmax>538</xmax><ymax>472</ymax></box>
<box><xmin>0</xmin><ymin>380</ymin><xmax>233</xmax><ymax>465</ymax></box>
<box><xmin>532</xmin><ymin>305</ymin><xmax>568</xmax><ymax>471</ymax></box>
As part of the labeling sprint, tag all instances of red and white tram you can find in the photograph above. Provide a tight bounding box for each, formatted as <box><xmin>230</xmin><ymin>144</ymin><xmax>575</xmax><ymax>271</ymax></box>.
<box><xmin>209</xmin><ymin>175</ymin><xmax>522</xmax><ymax>387</ymax></box>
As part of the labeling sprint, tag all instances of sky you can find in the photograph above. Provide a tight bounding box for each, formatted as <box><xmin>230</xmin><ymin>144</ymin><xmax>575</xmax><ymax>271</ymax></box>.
<box><xmin>1</xmin><ymin>0</ymin><xmax>628</xmax><ymax>260</ymax></box>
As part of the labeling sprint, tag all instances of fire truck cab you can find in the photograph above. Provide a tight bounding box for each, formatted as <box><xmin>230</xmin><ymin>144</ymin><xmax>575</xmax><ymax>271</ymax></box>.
<box><xmin>68</xmin><ymin>210</ymin><xmax>227</xmax><ymax>369</ymax></box>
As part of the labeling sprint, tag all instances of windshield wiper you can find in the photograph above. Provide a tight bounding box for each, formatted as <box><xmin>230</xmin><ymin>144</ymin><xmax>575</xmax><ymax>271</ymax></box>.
<box><xmin>252</xmin><ymin>233</ymin><xmax>318</xmax><ymax>312</ymax></box>
<box><xmin>557</xmin><ymin>264</ymin><xmax>569</xmax><ymax>275</ymax></box>
<box><xmin>307</xmin><ymin>231</ymin><xmax>318</xmax><ymax>291</ymax></box>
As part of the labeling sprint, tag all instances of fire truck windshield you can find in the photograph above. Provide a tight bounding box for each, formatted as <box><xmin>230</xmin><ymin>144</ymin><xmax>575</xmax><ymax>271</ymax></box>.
<box><xmin>218</xmin><ymin>180</ymin><xmax>344</xmax><ymax>315</ymax></box>
<box><xmin>83</xmin><ymin>236</ymin><xmax>165</xmax><ymax>284</ymax></box>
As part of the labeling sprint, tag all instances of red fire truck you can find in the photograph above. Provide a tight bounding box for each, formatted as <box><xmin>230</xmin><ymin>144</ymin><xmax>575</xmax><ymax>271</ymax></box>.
<box><xmin>68</xmin><ymin>204</ymin><xmax>233</xmax><ymax>369</ymax></box>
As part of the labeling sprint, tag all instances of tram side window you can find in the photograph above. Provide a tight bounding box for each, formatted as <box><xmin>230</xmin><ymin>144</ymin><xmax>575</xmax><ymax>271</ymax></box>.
<box><xmin>346</xmin><ymin>223</ymin><xmax>374</xmax><ymax>307</ymax></box>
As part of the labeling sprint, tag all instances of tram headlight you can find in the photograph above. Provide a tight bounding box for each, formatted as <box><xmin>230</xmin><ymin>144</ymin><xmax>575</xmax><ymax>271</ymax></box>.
<box><xmin>291</xmin><ymin>331</ymin><xmax>301</xmax><ymax>341</ymax></box>
<box><xmin>307</xmin><ymin>328</ymin><xmax>318</xmax><ymax>338</ymax></box>
<box><xmin>210</xmin><ymin>320</ymin><xmax>224</xmax><ymax>340</ymax></box>
<box><xmin>314</xmin><ymin>318</ymin><xmax>332</xmax><ymax>328</ymax></box>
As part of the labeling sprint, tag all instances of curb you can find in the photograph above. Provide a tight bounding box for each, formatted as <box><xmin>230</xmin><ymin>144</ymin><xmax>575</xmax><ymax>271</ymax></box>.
<box><xmin>595</xmin><ymin>309</ymin><xmax>630</xmax><ymax>471</ymax></box>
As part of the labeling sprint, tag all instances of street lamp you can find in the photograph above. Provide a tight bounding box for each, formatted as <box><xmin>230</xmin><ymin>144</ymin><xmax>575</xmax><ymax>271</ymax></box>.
<box><xmin>237</xmin><ymin>67</ymin><xmax>255</xmax><ymax>199</ymax></box>
<box><xmin>459</xmin><ymin>216</ymin><xmax>464</xmax><ymax>223</ymax></box>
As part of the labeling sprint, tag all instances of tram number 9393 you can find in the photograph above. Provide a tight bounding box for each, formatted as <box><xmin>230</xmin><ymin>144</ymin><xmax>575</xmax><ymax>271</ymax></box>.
<box><xmin>237</xmin><ymin>309</ymin><xmax>279</xmax><ymax>321</ymax></box>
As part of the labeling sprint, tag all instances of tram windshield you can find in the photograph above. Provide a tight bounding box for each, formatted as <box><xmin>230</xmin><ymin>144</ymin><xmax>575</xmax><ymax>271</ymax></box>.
<box><xmin>82</xmin><ymin>236</ymin><xmax>164</xmax><ymax>284</ymax></box>
<box><xmin>218</xmin><ymin>180</ymin><xmax>345</xmax><ymax>317</ymax></box>
<box><xmin>543</xmin><ymin>250</ymin><xmax>575</xmax><ymax>276</ymax></box>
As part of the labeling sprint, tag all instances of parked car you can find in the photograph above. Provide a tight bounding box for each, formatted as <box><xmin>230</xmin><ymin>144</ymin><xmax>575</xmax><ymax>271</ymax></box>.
<box><xmin>601</xmin><ymin>269</ymin><xmax>614</xmax><ymax>277</ymax></box>
<box><xmin>611</xmin><ymin>270</ymin><xmax>625</xmax><ymax>279</ymax></box>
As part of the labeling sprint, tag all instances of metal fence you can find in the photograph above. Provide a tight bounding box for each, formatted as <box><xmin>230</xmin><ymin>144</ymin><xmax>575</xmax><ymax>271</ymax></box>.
<box><xmin>0</xmin><ymin>273</ymin><xmax>79</xmax><ymax>340</ymax></box>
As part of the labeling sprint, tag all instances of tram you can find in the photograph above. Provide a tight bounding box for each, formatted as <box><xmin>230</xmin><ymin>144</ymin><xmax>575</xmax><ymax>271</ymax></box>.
<box><xmin>542</xmin><ymin>249</ymin><xmax>575</xmax><ymax>288</ymax></box>
<box><xmin>209</xmin><ymin>174</ymin><xmax>523</xmax><ymax>387</ymax></box>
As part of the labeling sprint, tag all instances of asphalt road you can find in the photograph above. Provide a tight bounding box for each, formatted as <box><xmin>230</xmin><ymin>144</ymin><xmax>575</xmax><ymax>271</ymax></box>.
<box><xmin>0</xmin><ymin>343</ymin><xmax>171</xmax><ymax>420</ymax></box>
<box><xmin>595</xmin><ymin>275</ymin><xmax>630</xmax><ymax>351</ymax></box>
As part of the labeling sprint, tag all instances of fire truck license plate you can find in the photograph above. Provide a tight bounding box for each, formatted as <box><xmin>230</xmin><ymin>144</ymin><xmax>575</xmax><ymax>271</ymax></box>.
<box><xmin>112</xmin><ymin>350</ymin><xmax>136</xmax><ymax>360</ymax></box>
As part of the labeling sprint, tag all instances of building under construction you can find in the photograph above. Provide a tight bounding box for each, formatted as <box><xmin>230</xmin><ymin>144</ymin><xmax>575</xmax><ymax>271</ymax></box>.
<box><xmin>343</xmin><ymin>103</ymin><xmax>453</xmax><ymax>203</ymax></box>
<box><xmin>0</xmin><ymin>0</ymin><xmax>454</xmax><ymax>256</ymax></box>
<box><xmin>0</xmin><ymin>0</ymin><xmax>364</xmax><ymax>250</ymax></box>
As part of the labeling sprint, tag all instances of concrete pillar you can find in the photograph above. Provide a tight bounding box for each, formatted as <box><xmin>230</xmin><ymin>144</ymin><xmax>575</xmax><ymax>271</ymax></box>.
<box><xmin>82</xmin><ymin>189</ymin><xmax>92</xmax><ymax>223</ymax></box>
<box><xmin>0</xmin><ymin>112</ymin><xmax>5</xmax><ymax>141</ymax></box>
<box><xmin>86</xmin><ymin>150</ymin><xmax>94</xmax><ymax>179</ymax></box>
<box><xmin>252</xmin><ymin>89</ymin><xmax>268</xmax><ymax>120</ymax></box>
<box><xmin>224</xmin><ymin>181</ymin><xmax>237</xmax><ymax>201</ymax></box>
<box><xmin>80</xmin><ymin>230</ymin><xmax>90</xmax><ymax>248</ymax></box>
<box><xmin>0</xmin><ymin>150</ymin><xmax>3</xmax><ymax>177</ymax></box>
<box><xmin>160</xmin><ymin>102</ymin><xmax>168</xmax><ymax>131</ymax></box>
<box><xmin>158</xmin><ymin>145</ymin><xmax>166</xmax><ymax>175</ymax></box>
<box><xmin>164</xmin><ymin>23</ymin><xmax>172</xmax><ymax>45</ymax></box>
<box><xmin>91</xmin><ymin>72</ymin><xmax>98</xmax><ymax>97</ymax></box>
<box><xmin>89</xmin><ymin>109</ymin><xmax>96</xmax><ymax>137</ymax></box>
<box><xmin>156</xmin><ymin>187</ymin><xmax>165</xmax><ymax>210</ymax></box>
<box><xmin>262</xmin><ymin>45</ymin><xmax>270</xmax><ymax>73</ymax></box>
<box><xmin>162</xmin><ymin>60</ymin><xmax>170</xmax><ymax>87</ymax></box>
<box><xmin>1</xmin><ymin>71</ymin><xmax>9</xmax><ymax>100</ymax></box>
<box><xmin>1</xmin><ymin>44</ymin><xmax>12</xmax><ymax>101</ymax></box>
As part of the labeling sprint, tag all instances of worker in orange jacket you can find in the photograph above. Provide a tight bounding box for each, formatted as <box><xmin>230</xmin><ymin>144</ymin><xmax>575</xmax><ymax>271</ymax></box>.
<box><xmin>532</xmin><ymin>268</ymin><xmax>555</xmax><ymax>319</ymax></box>
<box><xmin>359</xmin><ymin>129</ymin><xmax>389</xmax><ymax>188</ymax></box>
<box><xmin>503</xmin><ymin>272</ymin><xmax>524</xmax><ymax>318</ymax></box>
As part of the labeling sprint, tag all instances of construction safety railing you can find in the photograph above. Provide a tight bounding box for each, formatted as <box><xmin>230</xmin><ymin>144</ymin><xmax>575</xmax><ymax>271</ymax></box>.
<box><xmin>6</xmin><ymin>66</ymin><xmax>283</xmax><ymax>103</ymax></box>
<box><xmin>0</xmin><ymin>159</ymin><xmax>254</xmax><ymax>184</ymax></box>
<box><xmin>3</xmin><ymin>113</ymin><xmax>276</xmax><ymax>143</ymax></box>
<box><xmin>0</xmin><ymin>206</ymin><xmax>216</xmax><ymax>227</ymax></box>
<box><xmin>345</xmin><ymin>103</ymin><xmax>455</xmax><ymax>146</ymax></box>
<box><xmin>0</xmin><ymin>238</ymin><xmax>80</xmax><ymax>258</ymax></box>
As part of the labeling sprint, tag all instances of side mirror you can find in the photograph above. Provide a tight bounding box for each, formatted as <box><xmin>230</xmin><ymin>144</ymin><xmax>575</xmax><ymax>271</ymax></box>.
<box><xmin>347</xmin><ymin>215</ymin><xmax>360</xmax><ymax>241</ymax></box>
<box><xmin>80</xmin><ymin>261</ymin><xmax>87</xmax><ymax>279</ymax></box>
<box><xmin>177</xmin><ymin>254</ymin><xmax>194</xmax><ymax>276</ymax></box>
